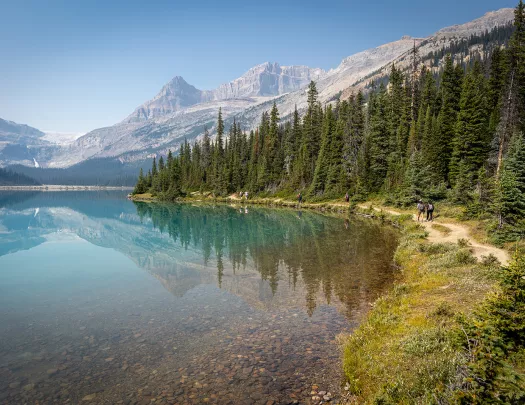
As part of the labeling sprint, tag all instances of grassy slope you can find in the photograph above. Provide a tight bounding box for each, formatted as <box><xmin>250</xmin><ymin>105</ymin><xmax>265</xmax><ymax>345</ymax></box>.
<box><xmin>342</xmin><ymin>206</ymin><xmax>524</xmax><ymax>404</ymax></box>
<box><xmin>341</xmin><ymin>209</ymin><xmax>495</xmax><ymax>403</ymax></box>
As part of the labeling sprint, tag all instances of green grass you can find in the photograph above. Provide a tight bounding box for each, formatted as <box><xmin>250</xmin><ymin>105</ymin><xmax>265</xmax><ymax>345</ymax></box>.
<box><xmin>341</xmin><ymin>209</ymin><xmax>503</xmax><ymax>404</ymax></box>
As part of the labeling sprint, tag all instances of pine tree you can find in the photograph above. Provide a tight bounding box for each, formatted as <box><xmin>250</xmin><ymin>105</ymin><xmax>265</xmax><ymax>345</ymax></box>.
<box><xmin>342</xmin><ymin>93</ymin><xmax>365</xmax><ymax>192</ymax></box>
<box><xmin>300</xmin><ymin>81</ymin><xmax>321</xmax><ymax>184</ymax></box>
<box><xmin>495</xmin><ymin>169</ymin><xmax>525</xmax><ymax>227</ymax></box>
<box><xmin>450</xmin><ymin>61</ymin><xmax>489</xmax><ymax>185</ymax></box>
<box><xmin>167</xmin><ymin>150</ymin><xmax>174</xmax><ymax>171</ymax></box>
<box><xmin>496</xmin><ymin>0</ymin><xmax>525</xmax><ymax>176</ymax></box>
<box><xmin>496</xmin><ymin>132</ymin><xmax>525</xmax><ymax>226</ymax></box>
<box><xmin>325</xmin><ymin>107</ymin><xmax>345</xmax><ymax>195</ymax></box>
<box><xmin>311</xmin><ymin>105</ymin><xmax>335</xmax><ymax>195</ymax></box>
<box><xmin>436</xmin><ymin>55</ymin><xmax>463</xmax><ymax>183</ymax></box>
<box><xmin>217</xmin><ymin>107</ymin><xmax>224</xmax><ymax>156</ymax></box>
<box><xmin>133</xmin><ymin>168</ymin><xmax>147</xmax><ymax>194</ymax></box>
<box><xmin>409</xmin><ymin>41</ymin><xmax>421</xmax><ymax>122</ymax></box>
<box><xmin>385</xmin><ymin>64</ymin><xmax>409</xmax><ymax>191</ymax></box>
<box><xmin>167</xmin><ymin>158</ymin><xmax>182</xmax><ymax>200</ymax></box>
<box><xmin>397</xmin><ymin>151</ymin><xmax>433</xmax><ymax>205</ymax></box>
<box><xmin>469</xmin><ymin>165</ymin><xmax>496</xmax><ymax>217</ymax></box>
<box><xmin>151</xmin><ymin>157</ymin><xmax>158</xmax><ymax>177</ymax></box>
<box><xmin>420</xmin><ymin>69</ymin><xmax>438</xmax><ymax>115</ymax></box>
<box><xmin>367</xmin><ymin>85</ymin><xmax>390</xmax><ymax>192</ymax></box>
<box><xmin>268</xmin><ymin>101</ymin><xmax>281</xmax><ymax>181</ymax></box>
<box><xmin>451</xmin><ymin>159</ymin><xmax>474</xmax><ymax>204</ymax></box>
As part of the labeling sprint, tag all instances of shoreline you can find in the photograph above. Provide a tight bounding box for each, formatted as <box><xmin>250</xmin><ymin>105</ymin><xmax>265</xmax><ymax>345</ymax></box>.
<box><xmin>131</xmin><ymin>192</ymin><xmax>517</xmax><ymax>403</ymax></box>
<box><xmin>130</xmin><ymin>193</ymin><xmax>351</xmax><ymax>212</ymax></box>
<box><xmin>0</xmin><ymin>185</ymin><xmax>134</xmax><ymax>191</ymax></box>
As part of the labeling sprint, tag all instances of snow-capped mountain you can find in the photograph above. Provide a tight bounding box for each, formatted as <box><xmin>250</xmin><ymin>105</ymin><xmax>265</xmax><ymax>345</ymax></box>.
<box><xmin>0</xmin><ymin>8</ymin><xmax>515</xmax><ymax>172</ymax></box>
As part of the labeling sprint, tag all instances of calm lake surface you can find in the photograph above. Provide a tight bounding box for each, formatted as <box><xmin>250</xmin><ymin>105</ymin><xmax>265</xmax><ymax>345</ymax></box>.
<box><xmin>0</xmin><ymin>191</ymin><xmax>398</xmax><ymax>405</ymax></box>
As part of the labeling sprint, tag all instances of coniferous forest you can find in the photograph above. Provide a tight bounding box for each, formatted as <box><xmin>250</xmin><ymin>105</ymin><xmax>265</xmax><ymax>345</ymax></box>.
<box><xmin>135</xmin><ymin>2</ymin><xmax>525</xmax><ymax>245</ymax></box>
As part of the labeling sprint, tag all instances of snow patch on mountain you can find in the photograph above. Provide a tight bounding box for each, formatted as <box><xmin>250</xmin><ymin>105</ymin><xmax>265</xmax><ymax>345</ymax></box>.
<box><xmin>42</xmin><ymin>131</ymin><xmax>85</xmax><ymax>145</ymax></box>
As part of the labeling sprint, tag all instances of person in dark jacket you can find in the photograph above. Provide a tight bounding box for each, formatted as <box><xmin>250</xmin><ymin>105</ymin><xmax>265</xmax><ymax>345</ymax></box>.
<box><xmin>426</xmin><ymin>201</ymin><xmax>435</xmax><ymax>221</ymax></box>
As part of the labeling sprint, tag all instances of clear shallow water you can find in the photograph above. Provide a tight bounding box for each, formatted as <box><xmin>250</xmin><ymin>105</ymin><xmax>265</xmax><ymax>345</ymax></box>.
<box><xmin>0</xmin><ymin>191</ymin><xmax>398</xmax><ymax>404</ymax></box>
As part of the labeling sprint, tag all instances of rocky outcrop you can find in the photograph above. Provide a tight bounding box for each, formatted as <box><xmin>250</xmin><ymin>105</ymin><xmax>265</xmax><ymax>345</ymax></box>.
<box><xmin>127</xmin><ymin>76</ymin><xmax>208</xmax><ymax>122</ymax></box>
<box><xmin>208</xmin><ymin>62</ymin><xmax>325</xmax><ymax>100</ymax></box>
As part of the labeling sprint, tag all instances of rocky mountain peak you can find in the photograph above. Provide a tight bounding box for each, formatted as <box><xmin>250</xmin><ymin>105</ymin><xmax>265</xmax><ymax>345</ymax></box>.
<box><xmin>210</xmin><ymin>62</ymin><xmax>326</xmax><ymax>99</ymax></box>
<box><xmin>126</xmin><ymin>75</ymin><xmax>205</xmax><ymax>122</ymax></box>
<box><xmin>126</xmin><ymin>61</ymin><xmax>326</xmax><ymax>122</ymax></box>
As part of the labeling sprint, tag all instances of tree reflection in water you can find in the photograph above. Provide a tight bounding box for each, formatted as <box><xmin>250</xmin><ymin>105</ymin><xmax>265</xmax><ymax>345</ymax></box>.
<box><xmin>134</xmin><ymin>202</ymin><xmax>399</xmax><ymax>319</ymax></box>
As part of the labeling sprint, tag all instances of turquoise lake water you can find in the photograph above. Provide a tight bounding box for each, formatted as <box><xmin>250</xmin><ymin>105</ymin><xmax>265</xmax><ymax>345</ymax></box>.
<box><xmin>0</xmin><ymin>191</ymin><xmax>398</xmax><ymax>404</ymax></box>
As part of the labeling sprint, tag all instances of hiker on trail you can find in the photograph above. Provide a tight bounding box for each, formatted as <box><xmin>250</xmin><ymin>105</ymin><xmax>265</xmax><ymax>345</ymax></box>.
<box><xmin>345</xmin><ymin>192</ymin><xmax>349</xmax><ymax>203</ymax></box>
<box><xmin>239</xmin><ymin>191</ymin><xmax>243</xmax><ymax>199</ymax></box>
<box><xmin>427</xmin><ymin>201</ymin><xmax>435</xmax><ymax>222</ymax></box>
<box><xmin>297</xmin><ymin>192</ymin><xmax>303</xmax><ymax>206</ymax></box>
<box><xmin>244</xmin><ymin>191</ymin><xmax>249</xmax><ymax>200</ymax></box>
<box><xmin>417</xmin><ymin>200</ymin><xmax>426</xmax><ymax>222</ymax></box>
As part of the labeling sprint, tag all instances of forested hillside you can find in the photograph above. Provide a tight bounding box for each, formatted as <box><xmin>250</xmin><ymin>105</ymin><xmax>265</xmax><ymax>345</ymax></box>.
<box><xmin>9</xmin><ymin>158</ymin><xmax>139</xmax><ymax>186</ymax></box>
<box><xmin>135</xmin><ymin>2</ymin><xmax>525</xmax><ymax>245</ymax></box>
<box><xmin>0</xmin><ymin>168</ymin><xmax>40</xmax><ymax>186</ymax></box>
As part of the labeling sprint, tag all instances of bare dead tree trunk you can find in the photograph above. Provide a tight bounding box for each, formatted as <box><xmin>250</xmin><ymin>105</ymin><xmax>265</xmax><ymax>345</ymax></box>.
<box><xmin>410</xmin><ymin>41</ymin><xmax>421</xmax><ymax>123</ymax></box>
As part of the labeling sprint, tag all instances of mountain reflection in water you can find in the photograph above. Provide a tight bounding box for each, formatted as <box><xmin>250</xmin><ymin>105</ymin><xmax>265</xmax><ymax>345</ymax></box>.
<box><xmin>0</xmin><ymin>191</ymin><xmax>398</xmax><ymax>404</ymax></box>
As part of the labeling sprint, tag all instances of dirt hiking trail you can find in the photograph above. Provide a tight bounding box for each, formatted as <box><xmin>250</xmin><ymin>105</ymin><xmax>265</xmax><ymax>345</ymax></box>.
<box><xmin>358</xmin><ymin>204</ymin><xmax>510</xmax><ymax>266</ymax></box>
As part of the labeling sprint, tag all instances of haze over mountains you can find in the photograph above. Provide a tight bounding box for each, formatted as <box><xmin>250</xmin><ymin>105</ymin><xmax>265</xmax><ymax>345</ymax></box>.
<box><xmin>0</xmin><ymin>7</ymin><xmax>514</xmax><ymax>178</ymax></box>
<box><xmin>127</xmin><ymin>63</ymin><xmax>326</xmax><ymax>122</ymax></box>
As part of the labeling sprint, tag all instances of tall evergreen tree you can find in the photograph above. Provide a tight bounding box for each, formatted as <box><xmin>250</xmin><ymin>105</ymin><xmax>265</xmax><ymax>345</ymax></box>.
<box><xmin>436</xmin><ymin>55</ymin><xmax>463</xmax><ymax>183</ymax></box>
<box><xmin>367</xmin><ymin>85</ymin><xmax>390</xmax><ymax>192</ymax></box>
<box><xmin>496</xmin><ymin>0</ymin><xmax>525</xmax><ymax>175</ymax></box>
<box><xmin>311</xmin><ymin>105</ymin><xmax>336</xmax><ymax>195</ymax></box>
<box><xmin>217</xmin><ymin>107</ymin><xmax>224</xmax><ymax>156</ymax></box>
<box><xmin>450</xmin><ymin>61</ymin><xmax>489</xmax><ymax>184</ymax></box>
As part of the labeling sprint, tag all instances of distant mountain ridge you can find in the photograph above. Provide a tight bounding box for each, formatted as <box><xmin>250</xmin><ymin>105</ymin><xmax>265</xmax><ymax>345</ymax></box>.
<box><xmin>126</xmin><ymin>62</ymin><xmax>325</xmax><ymax>122</ymax></box>
<box><xmin>0</xmin><ymin>7</ymin><xmax>516</xmax><ymax>173</ymax></box>
<box><xmin>0</xmin><ymin>118</ymin><xmax>44</xmax><ymax>140</ymax></box>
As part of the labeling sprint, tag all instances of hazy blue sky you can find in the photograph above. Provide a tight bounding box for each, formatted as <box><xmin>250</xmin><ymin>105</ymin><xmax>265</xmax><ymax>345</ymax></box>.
<box><xmin>0</xmin><ymin>0</ymin><xmax>516</xmax><ymax>133</ymax></box>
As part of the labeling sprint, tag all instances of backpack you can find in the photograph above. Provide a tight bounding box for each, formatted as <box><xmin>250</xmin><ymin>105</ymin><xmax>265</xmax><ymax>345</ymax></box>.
<box><xmin>428</xmin><ymin>204</ymin><xmax>434</xmax><ymax>211</ymax></box>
